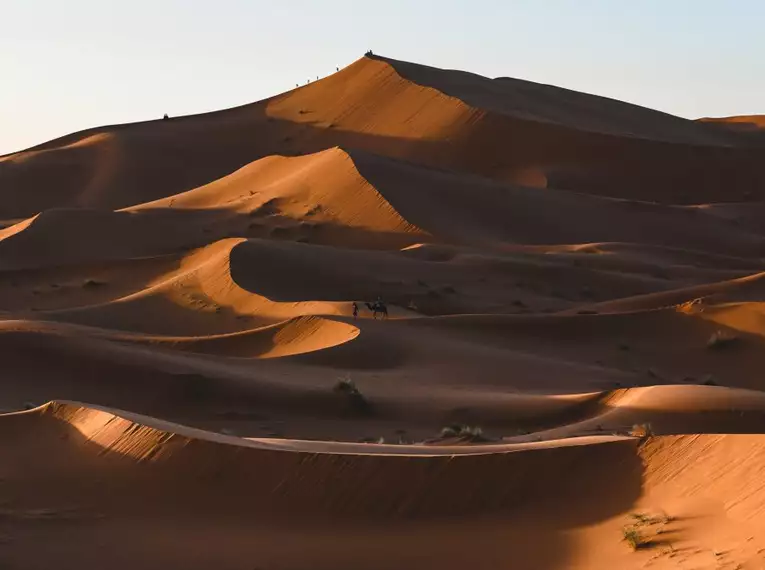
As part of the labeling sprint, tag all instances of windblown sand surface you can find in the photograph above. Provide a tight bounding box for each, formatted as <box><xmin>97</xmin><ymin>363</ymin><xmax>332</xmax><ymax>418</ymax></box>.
<box><xmin>2</xmin><ymin>55</ymin><xmax>765</xmax><ymax>569</ymax></box>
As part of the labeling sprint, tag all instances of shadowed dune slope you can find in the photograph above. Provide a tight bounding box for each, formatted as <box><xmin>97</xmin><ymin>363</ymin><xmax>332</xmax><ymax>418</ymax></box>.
<box><xmin>345</xmin><ymin>149</ymin><xmax>765</xmax><ymax>253</ymax></box>
<box><xmin>381</xmin><ymin>57</ymin><xmax>734</xmax><ymax>144</ymax></box>
<box><xmin>4</xmin><ymin>402</ymin><xmax>765</xmax><ymax>569</ymax></box>
<box><xmin>0</xmin><ymin>208</ymin><xmax>213</xmax><ymax>270</ymax></box>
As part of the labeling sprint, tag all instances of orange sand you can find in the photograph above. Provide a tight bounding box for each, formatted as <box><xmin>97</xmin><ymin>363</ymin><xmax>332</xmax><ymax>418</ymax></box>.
<box><xmin>1</xmin><ymin>55</ymin><xmax>765</xmax><ymax>569</ymax></box>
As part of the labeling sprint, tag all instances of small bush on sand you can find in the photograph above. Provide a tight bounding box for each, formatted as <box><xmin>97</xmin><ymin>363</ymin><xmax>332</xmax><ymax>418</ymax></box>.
<box><xmin>333</xmin><ymin>376</ymin><xmax>370</xmax><ymax>413</ymax></box>
<box><xmin>629</xmin><ymin>423</ymin><xmax>653</xmax><ymax>439</ymax></box>
<box><xmin>707</xmin><ymin>330</ymin><xmax>738</xmax><ymax>350</ymax></box>
<box><xmin>630</xmin><ymin>513</ymin><xmax>657</xmax><ymax>525</ymax></box>
<box><xmin>622</xmin><ymin>511</ymin><xmax>673</xmax><ymax>550</ymax></box>
<box><xmin>82</xmin><ymin>278</ymin><xmax>106</xmax><ymax>288</ymax></box>
<box><xmin>630</xmin><ymin>511</ymin><xmax>673</xmax><ymax>526</ymax></box>
<box><xmin>334</xmin><ymin>376</ymin><xmax>358</xmax><ymax>394</ymax></box>
<box><xmin>462</xmin><ymin>425</ymin><xmax>483</xmax><ymax>438</ymax></box>
<box><xmin>440</xmin><ymin>424</ymin><xmax>484</xmax><ymax>440</ymax></box>
<box><xmin>622</xmin><ymin>526</ymin><xmax>647</xmax><ymax>550</ymax></box>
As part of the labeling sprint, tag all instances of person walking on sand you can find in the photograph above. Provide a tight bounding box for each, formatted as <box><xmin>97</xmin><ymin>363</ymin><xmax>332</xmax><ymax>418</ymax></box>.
<box><xmin>352</xmin><ymin>302</ymin><xmax>359</xmax><ymax>320</ymax></box>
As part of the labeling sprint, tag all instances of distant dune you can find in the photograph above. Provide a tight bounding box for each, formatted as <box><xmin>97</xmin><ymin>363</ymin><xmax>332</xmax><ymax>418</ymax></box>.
<box><xmin>699</xmin><ymin>114</ymin><xmax>765</xmax><ymax>130</ymax></box>
<box><xmin>1</xmin><ymin>54</ymin><xmax>765</xmax><ymax>569</ymax></box>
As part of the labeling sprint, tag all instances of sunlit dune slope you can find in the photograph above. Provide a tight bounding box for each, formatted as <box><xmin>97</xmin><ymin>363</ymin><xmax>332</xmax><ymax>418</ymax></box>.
<box><xmin>699</xmin><ymin>114</ymin><xmax>765</xmax><ymax>131</ymax></box>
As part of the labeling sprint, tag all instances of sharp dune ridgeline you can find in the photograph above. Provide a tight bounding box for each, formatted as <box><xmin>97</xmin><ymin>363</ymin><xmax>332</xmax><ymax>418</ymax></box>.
<box><xmin>2</xmin><ymin>54</ymin><xmax>765</xmax><ymax>569</ymax></box>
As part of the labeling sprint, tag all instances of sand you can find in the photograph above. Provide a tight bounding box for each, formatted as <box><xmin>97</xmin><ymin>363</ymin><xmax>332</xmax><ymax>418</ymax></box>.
<box><xmin>1</xmin><ymin>54</ymin><xmax>765</xmax><ymax>569</ymax></box>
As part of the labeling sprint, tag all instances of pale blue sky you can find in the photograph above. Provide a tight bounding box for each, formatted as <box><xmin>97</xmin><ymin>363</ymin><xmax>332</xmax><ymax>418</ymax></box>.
<box><xmin>2</xmin><ymin>0</ymin><xmax>763</xmax><ymax>154</ymax></box>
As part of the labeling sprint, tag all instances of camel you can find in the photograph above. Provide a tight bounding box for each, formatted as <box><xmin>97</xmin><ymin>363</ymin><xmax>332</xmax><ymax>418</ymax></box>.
<box><xmin>365</xmin><ymin>301</ymin><xmax>388</xmax><ymax>319</ymax></box>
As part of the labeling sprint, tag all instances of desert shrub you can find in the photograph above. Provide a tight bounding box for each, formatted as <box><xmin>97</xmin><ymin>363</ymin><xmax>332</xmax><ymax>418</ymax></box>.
<box><xmin>334</xmin><ymin>376</ymin><xmax>358</xmax><ymax>394</ymax></box>
<box><xmin>333</xmin><ymin>376</ymin><xmax>370</xmax><ymax>414</ymax></box>
<box><xmin>630</xmin><ymin>511</ymin><xmax>673</xmax><ymax>526</ymax></box>
<box><xmin>82</xmin><ymin>278</ymin><xmax>106</xmax><ymax>288</ymax></box>
<box><xmin>622</xmin><ymin>526</ymin><xmax>647</xmax><ymax>550</ymax></box>
<box><xmin>707</xmin><ymin>330</ymin><xmax>738</xmax><ymax>350</ymax></box>
<box><xmin>629</xmin><ymin>423</ymin><xmax>653</xmax><ymax>439</ymax></box>
<box><xmin>440</xmin><ymin>424</ymin><xmax>460</xmax><ymax>438</ymax></box>
<box><xmin>461</xmin><ymin>425</ymin><xmax>483</xmax><ymax>438</ymax></box>
<box><xmin>440</xmin><ymin>424</ymin><xmax>483</xmax><ymax>439</ymax></box>
<box><xmin>622</xmin><ymin>511</ymin><xmax>673</xmax><ymax>550</ymax></box>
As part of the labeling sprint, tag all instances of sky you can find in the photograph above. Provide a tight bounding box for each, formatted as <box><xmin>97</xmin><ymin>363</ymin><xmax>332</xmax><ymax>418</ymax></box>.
<box><xmin>2</xmin><ymin>0</ymin><xmax>764</xmax><ymax>154</ymax></box>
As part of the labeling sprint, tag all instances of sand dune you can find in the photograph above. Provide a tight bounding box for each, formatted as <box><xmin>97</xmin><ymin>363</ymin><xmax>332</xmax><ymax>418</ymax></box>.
<box><xmin>4</xmin><ymin>400</ymin><xmax>765</xmax><ymax>568</ymax></box>
<box><xmin>382</xmin><ymin>58</ymin><xmax>735</xmax><ymax>144</ymax></box>
<box><xmin>572</xmin><ymin>270</ymin><xmax>765</xmax><ymax>313</ymax></box>
<box><xmin>130</xmin><ymin>148</ymin><xmax>426</xmax><ymax>248</ymax></box>
<box><xmin>3</xmin><ymin>56</ymin><xmax>765</xmax><ymax>220</ymax></box>
<box><xmin>2</xmin><ymin>54</ymin><xmax>765</xmax><ymax>569</ymax></box>
<box><xmin>268</xmin><ymin>56</ymin><xmax>765</xmax><ymax>202</ymax></box>
<box><xmin>699</xmin><ymin>114</ymin><xmax>765</xmax><ymax>132</ymax></box>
